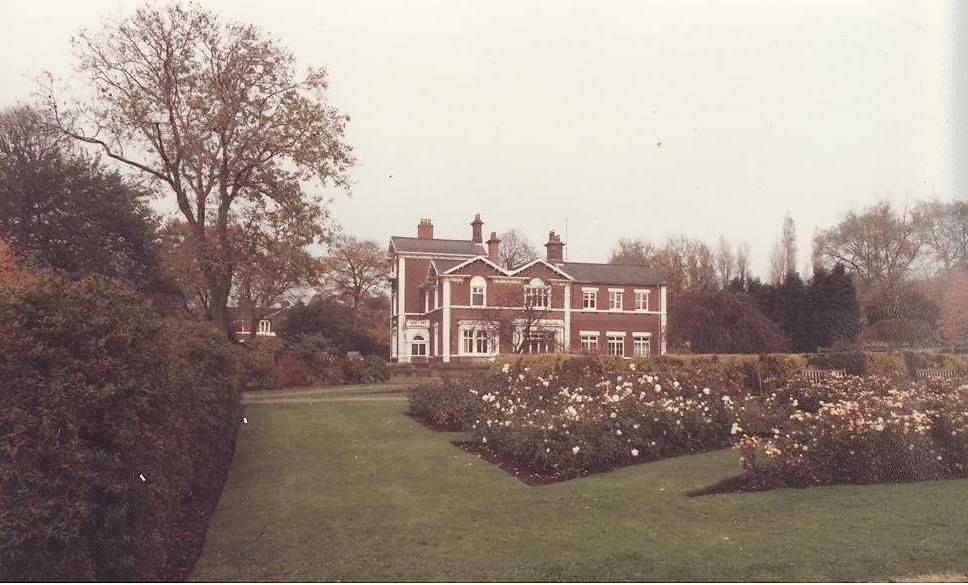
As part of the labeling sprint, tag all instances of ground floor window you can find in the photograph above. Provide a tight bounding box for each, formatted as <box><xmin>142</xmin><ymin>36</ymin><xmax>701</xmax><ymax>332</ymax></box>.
<box><xmin>580</xmin><ymin>333</ymin><xmax>598</xmax><ymax>352</ymax></box>
<box><xmin>258</xmin><ymin>319</ymin><xmax>272</xmax><ymax>335</ymax></box>
<box><xmin>607</xmin><ymin>334</ymin><xmax>625</xmax><ymax>357</ymax></box>
<box><xmin>462</xmin><ymin>328</ymin><xmax>492</xmax><ymax>355</ymax></box>
<box><xmin>411</xmin><ymin>334</ymin><xmax>427</xmax><ymax>356</ymax></box>
<box><xmin>633</xmin><ymin>334</ymin><xmax>651</xmax><ymax>357</ymax></box>
<box><xmin>524</xmin><ymin>330</ymin><xmax>557</xmax><ymax>354</ymax></box>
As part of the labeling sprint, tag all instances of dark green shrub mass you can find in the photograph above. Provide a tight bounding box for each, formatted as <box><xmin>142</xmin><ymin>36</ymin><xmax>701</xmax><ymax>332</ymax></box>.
<box><xmin>0</xmin><ymin>275</ymin><xmax>242</xmax><ymax>580</ymax></box>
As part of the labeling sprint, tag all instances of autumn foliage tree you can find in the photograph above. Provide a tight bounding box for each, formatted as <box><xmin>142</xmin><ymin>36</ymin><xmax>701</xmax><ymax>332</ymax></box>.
<box><xmin>44</xmin><ymin>3</ymin><xmax>352</xmax><ymax>336</ymax></box>
<box><xmin>668</xmin><ymin>291</ymin><xmax>790</xmax><ymax>354</ymax></box>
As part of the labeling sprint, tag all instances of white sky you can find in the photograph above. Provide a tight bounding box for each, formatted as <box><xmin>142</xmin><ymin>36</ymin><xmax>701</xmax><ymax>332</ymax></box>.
<box><xmin>1</xmin><ymin>0</ymin><xmax>964</xmax><ymax>278</ymax></box>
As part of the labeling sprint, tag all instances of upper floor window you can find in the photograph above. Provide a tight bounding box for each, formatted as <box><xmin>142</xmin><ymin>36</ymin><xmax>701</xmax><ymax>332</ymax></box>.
<box><xmin>609</xmin><ymin>290</ymin><xmax>623</xmax><ymax>311</ymax></box>
<box><xmin>470</xmin><ymin>276</ymin><xmax>486</xmax><ymax>307</ymax></box>
<box><xmin>635</xmin><ymin>290</ymin><xmax>650</xmax><ymax>311</ymax></box>
<box><xmin>582</xmin><ymin>289</ymin><xmax>597</xmax><ymax>310</ymax></box>
<box><xmin>525</xmin><ymin>278</ymin><xmax>550</xmax><ymax>309</ymax></box>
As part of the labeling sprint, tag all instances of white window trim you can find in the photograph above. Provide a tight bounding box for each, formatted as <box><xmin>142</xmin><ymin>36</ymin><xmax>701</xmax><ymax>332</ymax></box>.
<box><xmin>470</xmin><ymin>276</ymin><xmax>487</xmax><ymax>307</ymax></box>
<box><xmin>582</xmin><ymin>286</ymin><xmax>599</xmax><ymax>292</ymax></box>
<box><xmin>634</xmin><ymin>289</ymin><xmax>651</xmax><ymax>311</ymax></box>
<box><xmin>608</xmin><ymin>290</ymin><xmax>623</xmax><ymax>311</ymax></box>
<box><xmin>579</xmin><ymin>330</ymin><xmax>600</xmax><ymax>336</ymax></box>
<box><xmin>606</xmin><ymin>331</ymin><xmax>626</xmax><ymax>337</ymax></box>
<box><xmin>632</xmin><ymin>332</ymin><xmax>652</xmax><ymax>338</ymax></box>
<box><xmin>457</xmin><ymin>321</ymin><xmax>499</xmax><ymax>356</ymax></box>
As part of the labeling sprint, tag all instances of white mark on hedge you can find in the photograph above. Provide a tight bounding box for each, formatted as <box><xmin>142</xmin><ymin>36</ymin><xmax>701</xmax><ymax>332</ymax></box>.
<box><xmin>243</xmin><ymin>417</ymin><xmax>248</xmax><ymax>423</ymax></box>
<box><xmin>139</xmin><ymin>474</ymin><xmax>146</xmax><ymax>482</ymax></box>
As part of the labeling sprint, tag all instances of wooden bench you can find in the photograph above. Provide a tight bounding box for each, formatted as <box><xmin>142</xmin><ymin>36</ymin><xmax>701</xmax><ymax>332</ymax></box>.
<box><xmin>914</xmin><ymin>368</ymin><xmax>959</xmax><ymax>381</ymax></box>
<box><xmin>800</xmin><ymin>369</ymin><xmax>845</xmax><ymax>382</ymax></box>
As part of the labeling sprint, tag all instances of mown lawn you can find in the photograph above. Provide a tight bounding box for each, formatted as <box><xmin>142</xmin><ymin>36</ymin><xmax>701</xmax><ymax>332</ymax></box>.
<box><xmin>191</xmin><ymin>394</ymin><xmax>968</xmax><ymax>581</ymax></box>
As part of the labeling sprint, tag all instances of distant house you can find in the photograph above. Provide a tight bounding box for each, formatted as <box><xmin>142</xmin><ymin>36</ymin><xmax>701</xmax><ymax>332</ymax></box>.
<box><xmin>387</xmin><ymin>214</ymin><xmax>668</xmax><ymax>364</ymax></box>
<box><xmin>229</xmin><ymin>305</ymin><xmax>287</xmax><ymax>340</ymax></box>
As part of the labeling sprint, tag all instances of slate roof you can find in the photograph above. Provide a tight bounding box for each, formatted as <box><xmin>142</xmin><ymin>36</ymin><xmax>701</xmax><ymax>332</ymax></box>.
<box><xmin>559</xmin><ymin>262</ymin><xmax>666</xmax><ymax>285</ymax></box>
<box><xmin>390</xmin><ymin>236</ymin><xmax>486</xmax><ymax>256</ymax></box>
<box><xmin>430</xmin><ymin>258</ymin><xmax>464</xmax><ymax>273</ymax></box>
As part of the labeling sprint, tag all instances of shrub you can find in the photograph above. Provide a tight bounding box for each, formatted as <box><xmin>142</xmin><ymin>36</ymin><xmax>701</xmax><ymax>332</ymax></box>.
<box><xmin>0</xmin><ymin>275</ymin><xmax>241</xmax><ymax>580</ymax></box>
<box><xmin>408</xmin><ymin>377</ymin><xmax>484</xmax><ymax>430</ymax></box>
<box><xmin>335</xmin><ymin>355</ymin><xmax>391</xmax><ymax>385</ymax></box>
<box><xmin>236</xmin><ymin>339</ymin><xmax>279</xmax><ymax>391</ymax></box>
<box><xmin>273</xmin><ymin>352</ymin><xmax>313</xmax><ymax>388</ymax></box>
<box><xmin>736</xmin><ymin>376</ymin><xmax>968</xmax><ymax>488</ymax></box>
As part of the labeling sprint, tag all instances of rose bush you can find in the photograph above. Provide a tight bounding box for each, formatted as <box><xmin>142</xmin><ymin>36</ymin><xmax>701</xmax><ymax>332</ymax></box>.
<box><xmin>468</xmin><ymin>363</ymin><xmax>737</xmax><ymax>478</ymax></box>
<box><xmin>736</xmin><ymin>375</ymin><xmax>968</xmax><ymax>488</ymax></box>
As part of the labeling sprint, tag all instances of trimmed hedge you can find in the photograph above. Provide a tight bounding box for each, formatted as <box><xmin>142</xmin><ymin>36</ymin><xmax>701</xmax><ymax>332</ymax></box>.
<box><xmin>494</xmin><ymin>351</ymin><xmax>967</xmax><ymax>386</ymax></box>
<box><xmin>491</xmin><ymin>353</ymin><xmax>808</xmax><ymax>395</ymax></box>
<box><xmin>0</xmin><ymin>275</ymin><xmax>242</xmax><ymax>581</ymax></box>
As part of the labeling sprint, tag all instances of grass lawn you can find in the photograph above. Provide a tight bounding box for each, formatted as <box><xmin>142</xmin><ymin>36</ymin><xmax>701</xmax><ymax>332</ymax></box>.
<box><xmin>191</xmin><ymin>394</ymin><xmax>968</xmax><ymax>581</ymax></box>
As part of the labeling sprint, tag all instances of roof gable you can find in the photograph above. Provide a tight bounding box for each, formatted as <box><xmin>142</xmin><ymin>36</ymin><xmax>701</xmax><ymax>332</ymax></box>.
<box><xmin>440</xmin><ymin>255</ymin><xmax>505</xmax><ymax>276</ymax></box>
<box><xmin>508</xmin><ymin>258</ymin><xmax>573</xmax><ymax>280</ymax></box>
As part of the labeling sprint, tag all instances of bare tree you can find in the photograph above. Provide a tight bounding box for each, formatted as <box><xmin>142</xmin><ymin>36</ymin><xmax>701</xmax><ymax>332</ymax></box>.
<box><xmin>318</xmin><ymin>235</ymin><xmax>389</xmax><ymax>311</ymax></box>
<box><xmin>43</xmin><ymin>3</ymin><xmax>352</xmax><ymax>336</ymax></box>
<box><xmin>715</xmin><ymin>235</ymin><xmax>735</xmax><ymax>288</ymax></box>
<box><xmin>468</xmin><ymin>282</ymin><xmax>563</xmax><ymax>355</ymax></box>
<box><xmin>735</xmin><ymin>241</ymin><xmax>751</xmax><ymax>286</ymax></box>
<box><xmin>769</xmin><ymin>213</ymin><xmax>797</xmax><ymax>285</ymax></box>
<box><xmin>497</xmin><ymin>228</ymin><xmax>539</xmax><ymax>270</ymax></box>
<box><xmin>914</xmin><ymin>199</ymin><xmax>968</xmax><ymax>272</ymax></box>
<box><xmin>609</xmin><ymin>237</ymin><xmax>656</xmax><ymax>266</ymax></box>
<box><xmin>813</xmin><ymin>200</ymin><xmax>922</xmax><ymax>293</ymax></box>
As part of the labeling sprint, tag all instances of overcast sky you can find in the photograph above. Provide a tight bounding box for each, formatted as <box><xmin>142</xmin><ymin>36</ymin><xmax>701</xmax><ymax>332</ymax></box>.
<box><xmin>1</xmin><ymin>0</ymin><xmax>965</xmax><ymax>277</ymax></box>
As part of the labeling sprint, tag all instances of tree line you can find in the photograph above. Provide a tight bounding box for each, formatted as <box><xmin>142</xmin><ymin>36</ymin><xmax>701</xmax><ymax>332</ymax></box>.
<box><xmin>607</xmin><ymin>201</ymin><xmax>968</xmax><ymax>353</ymax></box>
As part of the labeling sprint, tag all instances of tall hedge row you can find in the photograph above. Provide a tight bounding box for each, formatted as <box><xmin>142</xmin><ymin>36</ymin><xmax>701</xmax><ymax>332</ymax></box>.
<box><xmin>0</xmin><ymin>275</ymin><xmax>242</xmax><ymax>581</ymax></box>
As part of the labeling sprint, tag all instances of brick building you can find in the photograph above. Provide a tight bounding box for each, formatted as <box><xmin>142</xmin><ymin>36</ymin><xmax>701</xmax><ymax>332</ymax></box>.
<box><xmin>388</xmin><ymin>215</ymin><xmax>667</xmax><ymax>364</ymax></box>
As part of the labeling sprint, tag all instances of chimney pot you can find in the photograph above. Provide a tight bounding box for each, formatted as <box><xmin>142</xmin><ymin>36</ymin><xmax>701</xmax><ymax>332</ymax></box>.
<box><xmin>470</xmin><ymin>213</ymin><xmax>484</xmax><ymax>243</ymax></box>
<box><xmin>486</xmin><ymin>231</ymin><xmax>501</xmax><ymax>263</ymax></box>
<box><xmin>545</xmin><ymin>230</ymin><xmax>565</xmax><ymax>263</ymax></box>
<box><xmin>417</xmin><ymin>218</ymin><xmax>434</xmax><ymax>239</ymax></box>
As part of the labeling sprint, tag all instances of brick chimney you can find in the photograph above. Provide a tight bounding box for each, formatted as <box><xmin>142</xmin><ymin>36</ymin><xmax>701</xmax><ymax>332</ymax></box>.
<box><xmin>470</xmin><ymin>213</ymin><xmax>484</xmax><ymax>243</ymax></box>
<box><xmin>417</xmin><ymin>218</ymin><xmax>434</xmax><ymax>240</ymax></box>
<box><xmin>486</xmin><ymin>231</ymin><xmax>501</xmax><ymax>262</ymax></box>
<box><xmin>545</xmin><ymin>230</ymin><xmax>565</xmax><ymax>263</ymax></box>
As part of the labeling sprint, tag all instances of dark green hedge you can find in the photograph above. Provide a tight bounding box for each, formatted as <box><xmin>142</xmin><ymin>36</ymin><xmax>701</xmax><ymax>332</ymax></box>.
<box><xmin>0</xmin><ymin>275</ymin><xmax>242</xmax><ymax>581</ymax></box>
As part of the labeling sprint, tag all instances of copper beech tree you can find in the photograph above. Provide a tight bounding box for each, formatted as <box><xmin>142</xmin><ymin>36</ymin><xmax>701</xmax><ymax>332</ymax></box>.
<box><xmin>43</xmin><ymin>3</ymin><xmax>352</xmax><ymax>336</ymax></box>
